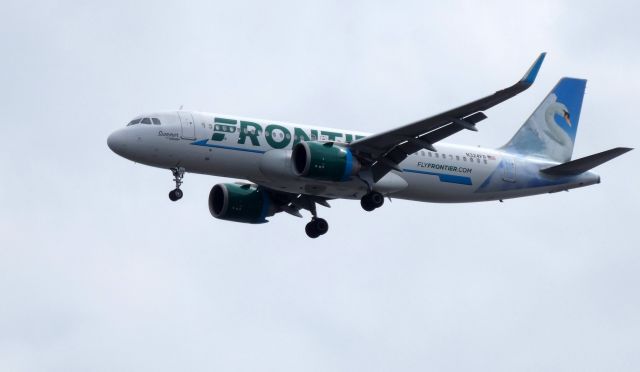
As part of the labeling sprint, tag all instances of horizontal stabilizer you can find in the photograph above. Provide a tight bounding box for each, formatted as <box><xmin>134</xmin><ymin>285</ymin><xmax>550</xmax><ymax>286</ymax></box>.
<box><xmin>540</xmin><ymin>147</ymin><xmax>633</xmax><ymax>176</ymax></box>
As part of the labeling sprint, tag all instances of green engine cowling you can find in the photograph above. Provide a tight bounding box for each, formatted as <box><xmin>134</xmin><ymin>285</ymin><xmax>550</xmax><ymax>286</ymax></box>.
<box><xmin>208</xmin><ymin>183</ymin><xmax>274</xmax><ymax>224</ymax></box>
<box><xmin>292</xmin><ymin>141</ymin><xmax>361</xmax><ymax>181</ymax></box>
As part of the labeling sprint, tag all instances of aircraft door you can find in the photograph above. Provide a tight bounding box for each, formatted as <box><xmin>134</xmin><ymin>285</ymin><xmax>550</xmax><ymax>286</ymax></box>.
<box><xmin>178</xmin><ymin>111</ymin><xmax>196</xmax><ymax>140</ymax></box>
<box><xmin>502</xmin><ymin>159</ymin><xmax>516</xmax><ymax>183</ymax></box>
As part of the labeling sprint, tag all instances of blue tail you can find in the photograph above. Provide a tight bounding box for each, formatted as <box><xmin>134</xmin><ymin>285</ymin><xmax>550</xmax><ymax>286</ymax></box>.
<box><xmin>502</xmin><ymin>78</ymin><xmax>587</xmax><ymax>162</ymax></box>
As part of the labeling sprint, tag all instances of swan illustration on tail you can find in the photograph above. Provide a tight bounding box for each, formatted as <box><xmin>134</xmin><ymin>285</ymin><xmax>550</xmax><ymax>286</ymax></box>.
<box><xmin>476</xmin><ymin>76</ymin><xmax>630</xmax><ymax>195</ymax></box>
<box><xmin>544</xmin><ymin>100</ymin><xmax>572</xmax><ymax>145</ymax></box>
<box><xmin>502</xmin><ymin>78</ymin><xmax>585</xmax><ymax>162</ymax></box>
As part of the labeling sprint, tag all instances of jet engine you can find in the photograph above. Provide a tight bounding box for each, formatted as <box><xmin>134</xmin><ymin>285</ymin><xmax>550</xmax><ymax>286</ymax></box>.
<box><xmin>208</xmin><ymin>183</ymin><xmax>274</xmax><ymax>223</ymax></box>
<box><xmin>292</xmin><ymin>141</ymin><xmax>361</xmax><ymax>181</ymax></box>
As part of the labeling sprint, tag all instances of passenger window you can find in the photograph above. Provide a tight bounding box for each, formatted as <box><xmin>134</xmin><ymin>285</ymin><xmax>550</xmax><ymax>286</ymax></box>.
<box><xmin>152</xmin><ymin>118</ymin><xmax>161</xmax><ymax>125</ymax></box>
<box><xmin>483</xmin><ymin>159</ymin><xmax>487</xmax><ymax>164</ymax></box>
<box><xmin>141</xmin><ymin>118</ymin><xmax>152</xmax><ymax>124</ymax></box>
<box><xmin>463</xmin><ymin>157</ymin><xmax>467</xmax><ymax>162</ymax></box>
<box><xmin>435</xmin><ymin>153</ymin><xmax>439</xmax><ymax>158</ymax></box>
<box><xmin>428</xmin><ymin>152</ymin><xmax>432</xmax><ymax>157</ymax></box>
<box><xmin>456</xmin><ymin>156</ymin><xmax>460</xmax><ymax>161</ymax></box>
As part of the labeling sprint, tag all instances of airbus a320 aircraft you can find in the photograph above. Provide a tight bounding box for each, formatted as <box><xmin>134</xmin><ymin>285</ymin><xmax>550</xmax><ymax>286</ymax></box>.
<box><xmin>108</xmin><ymin>53</ymin><xmax>631</xmax><ymax>238</ymax></box>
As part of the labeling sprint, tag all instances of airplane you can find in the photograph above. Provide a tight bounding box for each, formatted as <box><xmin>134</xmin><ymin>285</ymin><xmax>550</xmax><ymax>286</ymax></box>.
<box><xmin>107</xmin><ymin>53</ymin><xmax>632</xmax><ymax>238</ymax></box>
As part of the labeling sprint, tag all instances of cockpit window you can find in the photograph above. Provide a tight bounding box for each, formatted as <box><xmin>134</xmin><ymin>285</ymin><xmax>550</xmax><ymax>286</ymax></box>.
<box><xmin>127</xmin><ymin>116</ymin><xmax>161</xmax><ymax>126</ymax></box>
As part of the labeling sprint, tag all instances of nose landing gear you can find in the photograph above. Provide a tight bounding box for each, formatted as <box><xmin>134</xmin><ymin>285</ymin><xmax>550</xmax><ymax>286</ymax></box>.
<box><xmin>168</xmin><ymin>167</ymin><xmax>185</xmax><ymax>201</ymax></box>
<box><xmin>168</xmin><ymin>188</ymin><xmax>183</xmax><ymax>201</ymax></box>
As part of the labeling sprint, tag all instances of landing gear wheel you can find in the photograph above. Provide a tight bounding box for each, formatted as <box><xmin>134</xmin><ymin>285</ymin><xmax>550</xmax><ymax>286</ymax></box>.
<box><xmin>361</xmin><ymin>191</ymin><xmax>384</xmax><ymax>211</ymax></box>
<box><xmin>168</xmin><ymin>188</ymin><xmax>183</xmax><ymax>201</ymax></box>
<box><xmin>168</xmin><ymin>167</ymin><xmax>185</xmax><ymax>202</ymax></box>
<box><xmin>370</xmin><ymin>192</ymin><xmax>384</xmax><ymax>208</ymax></box>
<box><xmin>305</xmin><ymin>218</ymin><xmax>329</xmax><ymax>238</ymax></box>
<box><xmin>305</xmin><ymin>222</ymin><xmax>320</xmax><ymax>239</ymax></box>
<box><xmin>361</xmin><ymin>197</ymin><xmax>375</xmax><ymax>211</ymax></box>
<box><xmin>313</xmin><ymin>218</ymin><xmax>329</xmax><ymax>235</ymax></box>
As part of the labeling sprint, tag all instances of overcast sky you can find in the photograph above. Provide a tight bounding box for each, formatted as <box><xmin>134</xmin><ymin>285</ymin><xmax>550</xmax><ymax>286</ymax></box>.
<box><xmin>1</xmin><ymin>1</ymin><xmax>639</xmax><ymax>371</ymax></box>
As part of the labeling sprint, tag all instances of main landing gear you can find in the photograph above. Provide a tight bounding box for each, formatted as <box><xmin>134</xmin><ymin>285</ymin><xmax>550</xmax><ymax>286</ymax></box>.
<box><xmin>305</xmin><ymin>200</ymin><xmax>329</xmax><ymax>238</ymax></box>
<box><xmin>168</xmin><ymin>167</ymin><xmax>185</xmax><ymax>201</ymax></box>
<box><xmin>305</xmin><ymin>218</ymin><xmax>329</xmax><ymax>239</ymax></box>
<box><xmin>360</xmin><ymin>191</ymin><xmax>384</xmax><ymax>211</ymax></box>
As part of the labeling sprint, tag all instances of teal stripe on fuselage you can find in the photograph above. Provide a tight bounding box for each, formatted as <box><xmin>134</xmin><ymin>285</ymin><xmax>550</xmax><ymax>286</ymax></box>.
<box><xmin>191</xmin><ymin>139</ymin><xmax>266</xmax><ymax>154</ymax></box>
<box><xmin>402</xmin><ymin>168</ymin><xmax>472</xmax><ymax>185</ymax></box>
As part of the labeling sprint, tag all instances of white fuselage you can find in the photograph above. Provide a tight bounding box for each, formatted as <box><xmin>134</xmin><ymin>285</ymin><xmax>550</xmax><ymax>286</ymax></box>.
<box><xmin>107</xmin><ymin>111</ymin><xmax>600</xmax><ymax>203</ymax></box>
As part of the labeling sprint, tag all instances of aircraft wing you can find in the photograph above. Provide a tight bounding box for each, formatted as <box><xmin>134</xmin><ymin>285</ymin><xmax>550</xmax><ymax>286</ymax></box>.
<box><xmin>349</xmin><ymin>53</ymin><xmax>546</xmax><ymax>182</ymax></box>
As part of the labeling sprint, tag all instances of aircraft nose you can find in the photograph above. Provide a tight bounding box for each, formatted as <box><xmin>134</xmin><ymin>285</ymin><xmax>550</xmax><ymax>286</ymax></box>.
<box><xmin>107</xmin><ymin>129</ymin><xmax>128</xmax><ymax>156</ymax></box>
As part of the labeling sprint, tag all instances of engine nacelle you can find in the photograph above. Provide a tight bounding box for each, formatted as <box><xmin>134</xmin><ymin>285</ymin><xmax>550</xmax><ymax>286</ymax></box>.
<box><xmin>292</xmin><ymin>141</ymin><xmax>361</xmax><ymax>181</ymax></box>
<box><xmin>208</xmin><ymin>183</ymin><xmax>274</xmax><ymax>224</ymax></box>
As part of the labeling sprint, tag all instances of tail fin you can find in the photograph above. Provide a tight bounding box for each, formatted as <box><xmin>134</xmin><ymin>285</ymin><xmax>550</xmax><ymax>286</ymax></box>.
<box><xmin>502</xmin><ymin>78</ymin><xmax>587</xmax><ymax>162</ymax></box>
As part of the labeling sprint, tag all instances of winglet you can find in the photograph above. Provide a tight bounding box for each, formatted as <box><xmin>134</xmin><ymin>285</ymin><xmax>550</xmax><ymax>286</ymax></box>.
<box><xmin>520</xmin><ymin>52</ymin><xmax>546</xmax><ymax>85</ymax></box>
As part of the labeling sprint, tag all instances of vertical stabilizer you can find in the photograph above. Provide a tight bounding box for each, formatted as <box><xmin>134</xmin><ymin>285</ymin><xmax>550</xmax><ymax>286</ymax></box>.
<box><xmin>502</xmin><ymin>78</ymin><xmax>586</xmax><ymax>162</ymax></box>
